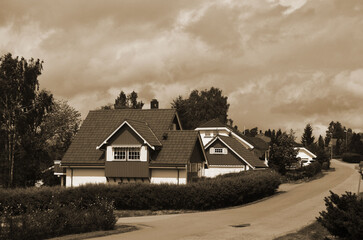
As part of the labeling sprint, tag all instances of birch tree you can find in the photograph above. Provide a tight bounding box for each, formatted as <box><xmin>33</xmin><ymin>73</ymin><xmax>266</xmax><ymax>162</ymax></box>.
<box><xmin>0</xmin><ymin>53</ymin><xmax>43</xmax><ymax>187</ymax></box>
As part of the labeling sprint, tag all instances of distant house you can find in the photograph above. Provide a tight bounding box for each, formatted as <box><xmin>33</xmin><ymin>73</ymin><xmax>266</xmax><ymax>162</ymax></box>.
<box><xmin>57</xmin><ymin>102</ymin><xmax>207</xmax><ymax>187</ymax></box>
<box><xmin>295</xmin><ymin>147</ymin><xmax>317</xmax><ymax>167</ymax></box>
<box><xmin>195</xmin><ymin>119</ymin><xmax>267</xmax><ymax>178</ymax></box>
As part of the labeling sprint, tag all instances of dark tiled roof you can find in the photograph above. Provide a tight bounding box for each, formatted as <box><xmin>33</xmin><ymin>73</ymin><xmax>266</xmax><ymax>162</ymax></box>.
<box><xmin>62</xmin><ymin>109</ymin><xmax>177</xmax><ymax>165</ymax></box>
<box><xmin>206</xmin><ymin>139</ymin><xmax>246</xmax><ymax>166</ymax></box>
<box><xmin>198</xmin><ymin>118</ymin><xmax>228</xmax><ymax>128</ymax></box>
<box><xmin>218</xmin><ymin>135</ymin><xmax>266</xmax><ymax>168</ymax></box>
<box><xmin>124</xmin><ymin>119</ymin><xmax>162</xmax><ymax>147</ymax></box>
<box><xmin>150</xmin><ymin>130</ymin><xmax>201</xmax><ymax>165</ymax></box>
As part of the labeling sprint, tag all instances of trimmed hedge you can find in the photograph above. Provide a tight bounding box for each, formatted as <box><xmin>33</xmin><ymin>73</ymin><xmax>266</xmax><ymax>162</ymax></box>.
<box><xmin>0</xmin><ymin>170</ymin><xmax>280</xmax><ymax>213</ymax></box>
<box><xmin>342</xmin><ymin>152</ymin><xmax>363</xmax><ymax>163</ymax></box>
<box><xmin>0</xmin><ymin>196</ymin><xmax>116</xmax><ymax>240</ymax></box>
<box><xmin>0</xmin><ymin>170</ymin><xmax>280</xmax><ymax>239</ymax></box>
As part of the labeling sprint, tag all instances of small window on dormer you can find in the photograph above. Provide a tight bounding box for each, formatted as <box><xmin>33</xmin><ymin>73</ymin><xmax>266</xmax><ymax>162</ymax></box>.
<box><xmin>209</xmin><ymin>147</ymin><xmax>228</xmax><ymax>154</ymax></box>
<box><xmin>205</xmin><ymin>132</ymin><xmax>212</xmax><ymax>138</ymax></box>
<box><xmin>114</xmin><ymin>148</ymin><xmax>126</xmax><ymax>160</ymax></box>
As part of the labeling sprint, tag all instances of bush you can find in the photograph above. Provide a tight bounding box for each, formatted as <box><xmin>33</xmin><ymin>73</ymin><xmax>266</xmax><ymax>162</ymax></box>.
<box><xmin>321</xmin><ymin>161</ymin><xmax>330</xmax><ymax>170</ymax></box>
<box><xmin>303</xmin><ymin>161</ymin><xmax>322</xmax><ymax>178</ymax></box>
<box><xmin>284</xmin><ymin>162</ymin><xmax>322</xmax><ymax>181</ymax></box>
<box><xmin>317</xmin><ymin>191</ymin><xmax>363</xmax><ymax>240</ymax></box>
<box><xmin>0</xmin><ymin>194</ymin><xmax>116</xmax><ymax>240</ymax></box>
<box><xmin>342</xmin><ymin>152</ymin><xmax>363</xmax><ymax>163</ymax></box>
<box><xmin>0</xmin><ymin>170</ymin><xmax>280</xmax><ymax>213</ymax></box>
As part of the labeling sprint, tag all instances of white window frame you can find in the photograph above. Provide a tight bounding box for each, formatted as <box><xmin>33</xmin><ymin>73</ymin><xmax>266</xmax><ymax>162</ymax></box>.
<box><xmin>209</xmin><ymin>147</ymin><xmax>228</xmax><ymax>154</ymax></box>
<box><xmin>113</xmin><ymin>147</ymin><xmax>141</xmax><ymax>161</ymax></box>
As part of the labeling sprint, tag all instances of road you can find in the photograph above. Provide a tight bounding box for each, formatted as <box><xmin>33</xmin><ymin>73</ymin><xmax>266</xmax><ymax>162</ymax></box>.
<box><xmin>90</xmin><ymin>160</ymin><xmax>361</xmax><ymax>240</ymax></box>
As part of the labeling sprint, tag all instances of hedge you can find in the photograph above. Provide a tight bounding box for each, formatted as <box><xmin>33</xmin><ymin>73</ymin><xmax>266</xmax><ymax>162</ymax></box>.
<box><xmin>0</xmin><ymin>170</ymin><xmax>280</xmax><ymax>239</ymax></box>
<box><xmin>0</xmin><ymin>196</ymin><xmax>116</xmax><ymax>240</ymax></box>
<box><xmin>0</xmin><ymin>170</ymin><xmax>280</xmax><ymax>213</ymax></box>
<box><xmin>342</xmin><ymin>152</ymin><xmax>363</xmax><ymax>163</ymax></box>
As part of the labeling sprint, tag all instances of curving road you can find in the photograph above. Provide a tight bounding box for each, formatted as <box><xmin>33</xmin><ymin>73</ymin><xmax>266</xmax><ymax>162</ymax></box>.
<box><xmin>90</xmin><ymin>160</ymin><xmax>361</xmax><ymax>240</ymax></box>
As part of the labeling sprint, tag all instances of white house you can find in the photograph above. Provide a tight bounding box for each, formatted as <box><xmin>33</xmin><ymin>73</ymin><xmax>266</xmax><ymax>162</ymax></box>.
<box><xmin>295</xmin><ymin>147</ymin><xmax>317</xmax><ymax>167</ymax></box>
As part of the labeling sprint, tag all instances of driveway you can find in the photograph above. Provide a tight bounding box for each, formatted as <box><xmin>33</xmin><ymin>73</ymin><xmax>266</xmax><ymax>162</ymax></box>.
<box><xmin>90</xmin><ymin>160</ymin><xmax>360</xmax><ymax>240</ymax></box>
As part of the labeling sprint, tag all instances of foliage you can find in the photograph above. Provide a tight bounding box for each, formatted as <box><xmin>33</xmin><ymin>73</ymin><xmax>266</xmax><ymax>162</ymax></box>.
<box><xmin>284</xmin><ymin>162</ymin><xmax>322</xmax><ymax>181</ymax></box>
<box><xmin>0</xmin><ymin>53</ymin><xmax>48</xmax><ymax>187</ymax></box>
<box><xmin>0</xmin><ymin>53</ymin><xmax>81</xmax><ymax>188</ymax></box>
<box><xmin>301</xmin><ymin>123</ymin><xmax>315</xmax><ymax>148</ymax></box>
<box><xmin>114</xmin><ymin>90</ymin><xmax>144</xmax><ymax>109</ymax></box>
<box><xmin>269</xmin><ymin>131</ymin><xmax>298</xmax><ymax>175</ymax></box>
<box><xmin>244</xmin><ymin>127</ymin><xmax>259</xmax><ymax>137</ymax></box>
<box><xmin>171</xmin><ymin>87</ymin><xmax>230</xmax><ymax>130</ymax></box>
<box><xmin>0</xmin><ymin>170</ymin><xmax>280</xmax><ymax>213</ymax></box>
<box><xmin>349</xmin><ymin>133</ymin><xmax>363</xmax><ymax>155</ymax></box>
<box><xmin>317</xmin><ymin>191</ymin><xmax>363</xmax><ymax>240</ymax></box>
<box><xmin>342</xmin><ymin>152</ymin><xmax>363</xmax><ymax>163</ymax></box>
<box><xmin>0</xmin><ymin>195</ymin><xmax>116</xmax><ymax>240</ymax></box>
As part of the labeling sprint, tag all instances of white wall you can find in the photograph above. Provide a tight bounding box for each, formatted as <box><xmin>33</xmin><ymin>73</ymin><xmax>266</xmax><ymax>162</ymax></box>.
<box><xmin>199</xmin><ymin>130</ymin><xmax>229</xmax><ymax>145</ymax></box>
<box><xmin>66</xmin><ymin>168</ymin><xmax>106</xmax><ymax>187</ymax></box>
<box><xmin>296</xmin><ymin>149</ymin><xmax>314</xmax><ymax>161</ymax></box>
<box><xmin>204</xmin><ymin>166</ymin><xmax>245</xmax><ymax>178</ymax></box>
<box><xmin>150</xmin><ymin>169</ymin><xmax>187</xmax><ymax>184</ymax></box>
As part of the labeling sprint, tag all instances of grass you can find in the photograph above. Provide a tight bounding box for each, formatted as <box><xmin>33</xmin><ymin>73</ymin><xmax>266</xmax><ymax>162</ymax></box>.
<box><xmin>274</xmin><ymin>221</ymin><xmax>331</xmax><ymax>240</ymax></box>
<box><xmin>115</xmin><ymin>209</ymin><xmax>197</xmax><ymax>218</ymax></box>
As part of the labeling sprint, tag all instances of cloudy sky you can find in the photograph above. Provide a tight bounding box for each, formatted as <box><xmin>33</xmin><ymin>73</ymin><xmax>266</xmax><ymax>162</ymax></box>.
<box><xmin>1</xmin><ymin>0</ymin><xmax>362</xmax><ymax>139</ymax></box>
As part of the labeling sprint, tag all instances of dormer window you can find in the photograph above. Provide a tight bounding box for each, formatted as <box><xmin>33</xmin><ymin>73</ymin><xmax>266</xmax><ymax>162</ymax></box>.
<box><xmin>113</xmin><ymin>147</ymin><xmax>140</xmax><ymax>161</ymax></box>
<box><xmin>205</xmin><ymin>132</ymin><xmax>212</xmax><ymax>138</ymax></box>
<box><xmin>209</xmin><ymin>147</ymin><xmax>228</xmax><ymax>154</ymax></box>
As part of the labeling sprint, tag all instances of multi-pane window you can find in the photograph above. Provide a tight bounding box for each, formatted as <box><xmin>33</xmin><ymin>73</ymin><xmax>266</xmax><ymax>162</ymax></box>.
<box><xmin>214</xmin><ymin>148</ymin><xmax>223</xmax><ymax>154</ymax></box>
<box><xmin>113</xmin><ymin>148</ymin><xmax>126</xmax><ymax>160</ymax></box>
<box><xmin>128</xmin><ymin>148</ymin><xmax>140</xmax><ymax>160</ymax></box>
<box><xmin>113</xmin><ymin>147</ymin><xmax>140</xmax><ymax>160</ymax></box>
<box><xmin>210</xmin><ymin>147</ymin><xmax>227</xmax><ymax>154</ymax></box>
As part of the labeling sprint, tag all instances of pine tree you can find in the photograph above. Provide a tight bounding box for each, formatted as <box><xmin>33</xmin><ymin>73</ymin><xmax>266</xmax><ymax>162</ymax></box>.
<box><xmin>301</xmin><ymin>123</ymin><xmax>315</xmax><ymax>147</ymax></box>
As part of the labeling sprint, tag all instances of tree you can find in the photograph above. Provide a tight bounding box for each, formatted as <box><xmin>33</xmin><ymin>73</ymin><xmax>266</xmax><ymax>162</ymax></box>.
<box><xmin>349</xmin><ymin>133</ymin><xmax>363</xmax><ymax>155</ymax></box>
<box><xmin>114</xmin><ymin>91</ymin><xmax>127</xmax><ymax>109</ymax></box>
<box><xmin>40</xmin><ymin>99</ymin><xmax>81</xmax><ymax>185</ymax></box>
<box><xmin>114</xmin><ymin>90</ymin><xmax>144</xmax><ymax>109</ymax></box>
<box><xmin>301</xmin><ymin>123</ymin><xmax>315</xmax><ymax>147</ymax></box>
<box><xmin>269</xmin><ymin>131</ymin><xmax>298</xmax><ymax>175</ymax></box>
<box><xmin>171</xmin><ymin>87</ymin><xmax>230</xmax><ymax>130</ymax></box>
<box><xmin>0</xmin><ymin>53</ymin><xmax>44</xmax><ymax>187</ymax></box>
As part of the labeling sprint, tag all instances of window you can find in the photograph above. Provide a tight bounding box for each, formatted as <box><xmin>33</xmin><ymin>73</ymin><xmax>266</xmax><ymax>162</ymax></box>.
<box><xmin>113</xmin><ymin>147</ymin><xmax>140</xmax><ymax>161</ymax></box>
<box><xmin>214</xmin><ymin>148</ymin><xmax>223</xmax><ymax>154</ymax></box>
<box><xmin>209</xmin><ymin>147</ymin><xmax>228</xmax><ymax>154</ymax></box>
<box><xmin>114</xmin><ymin>148</ymin><xmax>126</xmax><ymax>160</ymax></box>
<box><xmin>205</xmin><ymin>132</ymin><xmax>212</xmax><ymax>138</ymax></box>
<box><xmin>128</xmin><ymin>148</ymin><xmax>140</xmax><ymax>160</ymax></box>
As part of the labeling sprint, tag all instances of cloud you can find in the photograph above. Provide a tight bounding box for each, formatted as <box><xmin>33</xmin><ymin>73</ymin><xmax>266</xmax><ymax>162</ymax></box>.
<box><xmin>1</xmin><ymin>0</ymin><xmax>362</xmax><ymax>140</ymax></box>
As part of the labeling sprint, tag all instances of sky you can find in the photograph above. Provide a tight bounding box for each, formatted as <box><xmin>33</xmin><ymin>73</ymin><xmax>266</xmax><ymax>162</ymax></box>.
<box><xmin>1</xmin><ymin>0</ymin><xmax>362</xmax><ymax>140</ymax></box>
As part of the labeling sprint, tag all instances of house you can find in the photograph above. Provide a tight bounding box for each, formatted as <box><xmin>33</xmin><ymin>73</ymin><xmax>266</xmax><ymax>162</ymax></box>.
<box><xmin>295</xmin><ymin>147</ymin><xmax>317</xmax><ymax>167</ymax></box>
<box><xmin>58</xmin><ymin>103</ymin><xmax>207</xmax><ymax>187</ymax></box>
<box><xmin>195</xmin><ymin>119</ymin><xmax>267</xmax><ymax>178</ymax></box>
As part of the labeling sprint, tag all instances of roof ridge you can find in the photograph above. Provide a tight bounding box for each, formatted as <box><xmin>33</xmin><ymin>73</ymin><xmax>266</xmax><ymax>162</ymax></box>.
<box><xmin>90</xmin><ymin>108</ymin><xmax>176</xmax><ymax>112</ymax></box>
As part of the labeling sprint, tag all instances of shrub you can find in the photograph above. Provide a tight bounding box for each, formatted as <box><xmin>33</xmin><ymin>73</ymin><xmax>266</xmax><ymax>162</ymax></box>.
<box><xmin>302</xmin><ymin>161</ymin><xmax>322</xmax><ymax>178</ymax></box>
<box><xmin>321</xmin><ymin>161</ymin><xmax>330</xmax><ymax>170</ymax></box>
<box><xmin>317</xmin><ymin>191</ymin><xmax>363</xmax><ymax>240</ymax></box>
<box><xmin>0</xmin><ymin>170</ymin><xmax>280</xmax><ymax>213</ymax></box>
<box><xmin>342</xmin><ymin>152</ymin><xmax>363</xmax><ymax>163</ymax></box>
<box><xmin>284</xmin><ymin>162</ymin><xmax>322</xmax><ymax>181</ymax></box>
<box><xmin>0</xmin><ymin>195</ymin><xmax>116</xmax><ymax>240</ymax></box>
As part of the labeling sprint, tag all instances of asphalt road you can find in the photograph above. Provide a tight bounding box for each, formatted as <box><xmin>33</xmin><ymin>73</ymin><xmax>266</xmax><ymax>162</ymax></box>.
<box><xmin>90</xmin><ymin>160</ymin><xmax>361</xmax><ymax>240</ymax></box>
